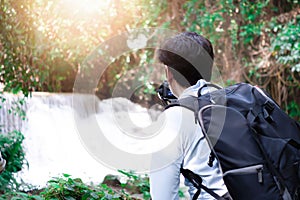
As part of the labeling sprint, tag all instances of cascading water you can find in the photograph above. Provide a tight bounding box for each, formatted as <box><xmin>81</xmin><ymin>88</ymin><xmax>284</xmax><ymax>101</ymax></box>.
<box><xmin>1</xmin><ymin>92</ymin><xmax>160</xmax><ymax>188</ymax></box>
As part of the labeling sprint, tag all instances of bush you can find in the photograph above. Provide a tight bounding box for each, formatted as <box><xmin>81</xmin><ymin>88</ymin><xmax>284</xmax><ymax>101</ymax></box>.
<box><xmin>0</xmin><ymin>130</ymin><xmax>27</xmax><ymax>192</ymax></box>
<box><xmin>118</xmin><ymin>170</ymin><xmax>151</xmax><ymax>200</ymax></box>
<box><xmin>40</xmin><ymin>173</ymin><xmax>122</xmax><ymax>200</ymax></box>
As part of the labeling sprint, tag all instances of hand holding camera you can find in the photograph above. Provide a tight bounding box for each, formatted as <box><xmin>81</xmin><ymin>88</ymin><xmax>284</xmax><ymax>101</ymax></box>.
<box><xmin>156</xmin><ymin>81</ymin><xmax>177</xmax><ymax>106</ymax></box>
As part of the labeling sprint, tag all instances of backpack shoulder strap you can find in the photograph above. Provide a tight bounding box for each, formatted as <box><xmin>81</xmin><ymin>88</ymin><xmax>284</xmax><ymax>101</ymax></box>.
<box><xmin>165</xmin><ymin>96</ymin><xmax>199</xmax><ymax>124</ymax></box>
<box><xmin>197</xmin><ymin>83</ymin><xmax>222</xmax><ymax>97</ymax></box>
<box><xmin>165</xmin><ymin>96</ymin><xmax>198</xmax><ymax>111</ymax></box>
<box><xmin>181</xmin><ymin>168</ymin><xmax>226</xmax><ymax>200</ymax></box>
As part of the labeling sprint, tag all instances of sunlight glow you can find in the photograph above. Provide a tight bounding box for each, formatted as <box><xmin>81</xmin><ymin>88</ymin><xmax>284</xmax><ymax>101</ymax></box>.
<box><xmin>34</xmin><ymin>0</ymin><xmax>140</xmax><ymax>50</ymax></box>
<box><xmin>35</xmin><ymin>0</ymin><xmax>115</xmax><ymax>45</ymax></box>
<box><xmin>60</xmin><ymin>0</ymin><xmax>112</xmax><ymax>17</ymax></box>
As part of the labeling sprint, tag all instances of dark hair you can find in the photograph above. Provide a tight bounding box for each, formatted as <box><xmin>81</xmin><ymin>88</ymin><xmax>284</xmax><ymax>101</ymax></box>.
<box><xmin>157</xmin><ymin>32</ymin><xmax>214</xmax><ymax>87</ymax></box>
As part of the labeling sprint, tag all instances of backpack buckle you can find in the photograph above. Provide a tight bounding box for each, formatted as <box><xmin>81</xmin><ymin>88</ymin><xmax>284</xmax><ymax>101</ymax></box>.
<box><xmin>264</xmin><ymin>100</ymin><xmax>275</xmax><ymax>112</ymax></box>
<box><xmin>263</xmin><ymin>100</ymin><xmax>275</xmax><ymax>122</ymax></box>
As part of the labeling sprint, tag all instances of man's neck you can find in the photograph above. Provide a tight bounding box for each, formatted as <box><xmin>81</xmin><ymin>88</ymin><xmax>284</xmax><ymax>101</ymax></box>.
<box><xmin>172</xmin><ymin>82</ymin><xmax>187</xmax><ymax>98</ymax></box>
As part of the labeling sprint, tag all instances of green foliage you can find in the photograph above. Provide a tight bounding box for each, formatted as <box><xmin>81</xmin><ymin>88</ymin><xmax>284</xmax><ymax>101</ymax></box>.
<box><xmin>0</xmin><ymin>0</ymin><xmax>42</xmax><ymax>96</ymax></box>
<box><xmin>0</xmin><ymin>0</ymin><xmax>168</xmax><ymax>95</ymax></box>
<box><xmin>271</xmin><ymin>17</ymin><xmax>300</xmax><ymax>72</ymax></box>
<box><xmin>183</xmin><ymin>1</ymin><xmax>224</xmax><ymax>43</ymax></box>
<box><xmin>0</xmin><ymin>96</ymin><xmax>26</xmax><ymax>123</ymax></box>
<box><xmin>182</xmin><ymin>0</ymin><xmax>300</xmax><ymax>120</ymax></box>
<box><xmin>183</xmin><ymin>0</ymin><xmax>270</xmax><ymax>45</ymax></box>
<box><xmin>178</xmin><ymin>189</ymin><xmax>185</xmax><ymax>198</ymax></box>
<box><xmin>287</xmin><ymin>100</ymin><xmax>300</xmax><ymax>121</ymax></box>
<box><xmin>225</xmin><ymin>79</ymin><xmax>237</xmax><ymax>86</ymax></box>
<box><xmin>239</xmin><ymin>0</ymin><xmax>269</xmax><ymax>44</ymax></box>
<box><xmin>40</xmin><ymin>174</ymin><xmax>122</xmax><ymax>200</ymax></box>
<box><xmin>134</xmin><ymin>0</ymin><xmax>167</xmax><ymax>28</ymax></box>
<box><xmin>0</xmin><ymin>191</ymin><xmax>43</xmax><ymax>200</ymax></box>
<box><xmin>118</xmin><ymin>170</ymin><xmax>151</xmax><ymax>200</ymax></box>
<box><xmin>0</xmin><ymin>171</ymin><xmax>152</xmax><ymax>199</ymax></box>
<box><xmin>118</xmin><ymin>170</ymin><xmax>186</xmax><ymax>199</ymax></box>
<box><xmin>0</xmin><ymin>130</ymin><xmax>27</xmax><ymax>192</ymax></box>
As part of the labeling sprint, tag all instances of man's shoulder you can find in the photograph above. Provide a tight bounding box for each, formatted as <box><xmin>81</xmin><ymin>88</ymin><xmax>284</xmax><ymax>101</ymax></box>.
<box><xmin>164</xmin><ymin>96</ymin><xmax>198</xmax><ymax>115</ymax></box>
<box><xmin>161</xmin><ymin>104</ymin><xmax>199</xmax><ymax>134</ymax></box>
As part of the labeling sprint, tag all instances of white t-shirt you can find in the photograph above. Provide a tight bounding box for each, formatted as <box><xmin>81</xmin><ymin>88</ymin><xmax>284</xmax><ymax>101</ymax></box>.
<box><xmin>150</xmin><ymin>80</ymin><xmax>229</xmax><ymax>199</ymax></box>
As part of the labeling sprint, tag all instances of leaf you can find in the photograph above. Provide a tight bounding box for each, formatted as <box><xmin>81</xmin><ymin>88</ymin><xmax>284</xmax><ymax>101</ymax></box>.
<box><xmin>64</xmin><ymin>196</ymin><xmax>76</xmax><ymax>200</ymax></box>
<box><xmin>292</xmin><ymin>63</ymin><xmax>300</xmax><ymax>72</ymax></box>
<box><xmin>90</xmin><ymin>192</ymin><xmax>99</xmax><ymax>199</ymax></box>
<box><xmin>63</xmin><ymin>173</ymin><xmax>71</xmax><ymax>178</ymax></box>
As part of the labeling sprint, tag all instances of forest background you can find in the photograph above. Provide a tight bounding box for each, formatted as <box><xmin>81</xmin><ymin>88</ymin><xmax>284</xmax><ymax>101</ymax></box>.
<box><xmin>0</xmin><ymin>0</ymin><xmax>299</xmax><ymax>199</ymax></box>
<box><xmin>1</xmin><ymin>0</ymin><xmax>300</xmax><ymax>119</ymax></box>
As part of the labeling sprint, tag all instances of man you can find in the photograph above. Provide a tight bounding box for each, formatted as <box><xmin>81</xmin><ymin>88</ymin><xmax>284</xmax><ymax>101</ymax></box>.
<box><xmin>150</xmin><ymin>32</ymin><xmax>231</xmax><ymax>199</ymax></box>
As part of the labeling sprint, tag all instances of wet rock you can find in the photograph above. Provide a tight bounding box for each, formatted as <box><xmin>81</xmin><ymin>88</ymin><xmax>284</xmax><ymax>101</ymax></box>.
<box><xmin>102</xmin><ymin>174</ymin><xmax>121</xmax><ymax>187</ymax></box>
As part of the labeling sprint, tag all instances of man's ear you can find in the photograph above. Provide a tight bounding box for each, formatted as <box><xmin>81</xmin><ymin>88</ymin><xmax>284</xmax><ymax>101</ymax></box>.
<box><xmin>165</xmin><ymin>66</ymin><xmax>173</xmax><ymax>83</ymax></box>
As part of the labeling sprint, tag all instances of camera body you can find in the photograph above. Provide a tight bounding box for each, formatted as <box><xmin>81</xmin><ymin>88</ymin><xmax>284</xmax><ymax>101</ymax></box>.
<box><xmin>157</xmin><ymin>81</ymin><xmax>177</xmax><ymax>106</ymax></box>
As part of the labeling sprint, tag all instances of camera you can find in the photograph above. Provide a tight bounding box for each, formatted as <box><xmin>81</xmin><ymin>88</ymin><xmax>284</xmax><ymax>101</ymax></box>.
<box><xmin>156</xmin><ymin>81</ymin><xmax>177</xmax><ymax>106</ymax></box>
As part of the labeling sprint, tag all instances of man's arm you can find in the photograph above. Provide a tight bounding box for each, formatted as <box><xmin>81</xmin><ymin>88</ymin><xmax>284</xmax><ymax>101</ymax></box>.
<box><xmin>150</xmin><ymin>156</ymin><xmax>182</xmax><ymax>200</ymax></box>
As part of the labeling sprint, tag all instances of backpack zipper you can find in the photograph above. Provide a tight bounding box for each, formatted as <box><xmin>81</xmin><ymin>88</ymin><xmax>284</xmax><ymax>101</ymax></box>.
<box><xmin>223</xmin><ymin>164</ymin><xmax>264</xmax><ymax>183</ymax></box>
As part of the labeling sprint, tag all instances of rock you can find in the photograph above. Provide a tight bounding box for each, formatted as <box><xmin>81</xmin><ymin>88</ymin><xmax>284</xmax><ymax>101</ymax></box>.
<box><xmin>102</xmin><ymin>174</ymin><xmax>121</xmax><ymax>187</ymax></box>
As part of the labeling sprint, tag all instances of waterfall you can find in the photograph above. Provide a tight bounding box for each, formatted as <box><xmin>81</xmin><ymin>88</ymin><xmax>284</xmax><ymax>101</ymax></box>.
<box><xmin>0</xmin><ymin>93</ymin><xmax>28</xmax><ymax>134</ymax></box>
<box><xmin>0</xmin><ymin>92</ymin><xmax>161</xmax><ymax>188</ymax></box>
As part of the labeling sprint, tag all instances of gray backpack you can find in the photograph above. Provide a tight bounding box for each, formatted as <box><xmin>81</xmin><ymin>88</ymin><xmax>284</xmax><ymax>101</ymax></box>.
<box><xmin>166</xmin><ymin>83</ymin><xmax>300</xmax><ymax>200</ymax></box>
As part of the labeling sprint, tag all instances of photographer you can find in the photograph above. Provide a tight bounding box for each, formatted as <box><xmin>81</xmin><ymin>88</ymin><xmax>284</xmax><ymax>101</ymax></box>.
<box><xmin>150</xmin><ymin>32</ymin><xmax>231</xmax><ymax>199</ymax></box>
